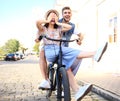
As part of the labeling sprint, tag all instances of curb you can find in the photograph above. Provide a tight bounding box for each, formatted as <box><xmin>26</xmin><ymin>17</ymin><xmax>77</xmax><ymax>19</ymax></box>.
<box><xmin>78</xmin><ymin>81</ymin><xmax>120</xmax><ymax>101</ymax></box>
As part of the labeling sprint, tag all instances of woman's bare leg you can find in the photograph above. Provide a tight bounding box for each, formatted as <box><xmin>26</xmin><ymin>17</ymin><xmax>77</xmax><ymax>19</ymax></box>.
<box><xmin>39</xmin><ymin>50</ymin><xmax>48</xmax><ymax>80</ymax></box>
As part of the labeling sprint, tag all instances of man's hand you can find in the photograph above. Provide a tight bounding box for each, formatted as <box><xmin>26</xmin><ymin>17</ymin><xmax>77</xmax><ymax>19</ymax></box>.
<box><xmin>78</xmin><ymin>33</ymin><xmax>84</xmax><ymax>41</ymax></box>
<box><xmin>76</xmin><ymin>38</ymin><xmax>82</xmax><ymax>45</ymax></box>
<box><xmin>76</xmin><ymin>33</ymin><xmax>84</xmax><ymax>45</ymax></box>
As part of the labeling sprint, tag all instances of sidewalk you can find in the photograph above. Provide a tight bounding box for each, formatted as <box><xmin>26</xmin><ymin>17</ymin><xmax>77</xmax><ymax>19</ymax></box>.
<box><xmin>75</xmin><ymin>43</ymin><xmax>120</xmax><ymax>101</ymax></box>
<box><xmin>0</xmin><ymin>56</ymin><xmax>109</xmax><ymax>101</ymax></box>
<box><xmin>76</xmin><ymin>67</ymin><xmax>120</xmax><ymax>101</ymax></box>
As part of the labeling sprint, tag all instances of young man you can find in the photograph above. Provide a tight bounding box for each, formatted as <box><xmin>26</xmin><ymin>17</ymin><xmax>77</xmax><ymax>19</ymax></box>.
<box><xmin>59</xmin><ymin>7</ymin><xmax>83</xmax><ymax>47</ymax></box>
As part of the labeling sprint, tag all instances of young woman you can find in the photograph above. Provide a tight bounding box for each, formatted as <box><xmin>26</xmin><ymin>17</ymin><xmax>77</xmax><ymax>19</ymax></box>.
<box><xmin>36</xmin><ymin>9</ymin><xmax>108</xmax><ymax>100</ymax></box>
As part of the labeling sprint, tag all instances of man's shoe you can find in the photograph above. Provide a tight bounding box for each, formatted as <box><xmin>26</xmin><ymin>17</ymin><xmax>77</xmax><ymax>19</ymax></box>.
<box><xmin>38</xmin><ymin>79</ymin><xmax>50</xmax><ymax>90</ymax></box>
<box><xmin>74</xmin><ymin>84</ymin><xmax>92</xmax><ymax>101</ymax></box>
<box><xmin>94</xmin><ymin>42</ymin><xmax>108</xmax><ymax>62</ymax></box>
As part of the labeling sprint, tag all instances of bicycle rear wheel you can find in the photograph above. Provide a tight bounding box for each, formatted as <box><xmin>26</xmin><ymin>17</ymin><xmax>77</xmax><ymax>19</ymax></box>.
<box><xmin>56</xmin><ymin>67</ymin><xmax>71</xmax><ymax>101</ymax></box>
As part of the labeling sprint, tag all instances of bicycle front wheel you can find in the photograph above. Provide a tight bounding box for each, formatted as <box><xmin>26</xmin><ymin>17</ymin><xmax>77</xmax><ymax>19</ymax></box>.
<box><xmin>56</xmin><ymin>67</ymin><xmax>71</xmax><ymax>101</ymax></box>
<box><xmin>46</xmin><ymin>66</ymin><xmax>55</xmax><ymax>98</ymax></box>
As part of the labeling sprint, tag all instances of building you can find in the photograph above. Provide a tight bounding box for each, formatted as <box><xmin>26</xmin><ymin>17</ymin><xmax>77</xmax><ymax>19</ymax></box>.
<box><xmin>54</xmin><ymin>0</ymin><xmax>120</xmax><ymax>73</ymax></box>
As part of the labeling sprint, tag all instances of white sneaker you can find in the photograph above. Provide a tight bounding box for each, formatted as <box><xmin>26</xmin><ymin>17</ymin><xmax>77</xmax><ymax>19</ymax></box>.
<box><xmin>55</xmin><ymin>90</ymin><xmax>64</xmax><ymax>97</ymax></box>
<box><xmin>94</xmin><ymin>42</ymin><xmax>108</xmax><ymax>62</ymax></box>
<box><xmin>74</xmin><ymin>84</ymin><xmax>92</xmax><ymax>101</ymax></box>
<box><xmin>38</xmin><ymin>79</ymin><xmax>50</xmax><ymax>90</ymax></box>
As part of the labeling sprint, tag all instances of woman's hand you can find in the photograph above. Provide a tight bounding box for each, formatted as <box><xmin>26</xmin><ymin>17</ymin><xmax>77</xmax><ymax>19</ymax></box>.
<box><xmin>55</xmin><ymin>17</ymin><xmax>59</xmax><ymax>24</ymax></box>
<box><xmin>46</xmin><ymin>17</ymin><xmax>51</xmax><ymax>23</ymax></box>
<box><xmin>35</xmin><ymin>38</ymin><xmax>40</xmax><ymax>43</ymax></box>
<box><xmin>47</xmin><ymin>15</ymin><xmax>54</xmax><ymax>23</ymax></box>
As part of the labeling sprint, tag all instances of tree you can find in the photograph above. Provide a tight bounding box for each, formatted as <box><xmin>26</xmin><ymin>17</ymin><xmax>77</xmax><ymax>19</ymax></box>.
<box><xmin>0</xmin><ymin>46</ymin><xmax>7</xmax><ymax>55</ymax></box>
<box><xmin>19</xmin><ymin>46</ymin><xmax>28</xmax><ymax>54</ymax></box>
<box><xmin>33</xmin><ymin>42</ymin><xmax>40</xmax><ymax>53</ymax></box>
<box><xmin>4</xmin><ymin>39</ymin><xmax>20</xmax><ymax>53</ymax></box>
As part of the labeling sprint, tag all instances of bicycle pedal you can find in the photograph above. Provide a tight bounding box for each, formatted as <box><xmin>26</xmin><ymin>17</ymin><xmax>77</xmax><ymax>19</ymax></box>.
<box><xmin>39</xmin><ymin>87</ymin><xmax>50</xmax><ymax>90</ymax></box>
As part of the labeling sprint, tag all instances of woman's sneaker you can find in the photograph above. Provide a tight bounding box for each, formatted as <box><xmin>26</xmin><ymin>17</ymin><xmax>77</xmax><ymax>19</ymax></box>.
<box><xmin>94</xmin><ymin>42</ymin><xmax>108</xmax><ymax>62</ymax></box>
<box><xmin>74</xmin><ymin>84</ymin><xmax>92</xmax><ymax>101</ymax></box>
<box><xmin>38</xmin><ymin>79</ymin><xmax>50</xmax><ymax>90</ymax></box>
<box><xmin>55</xmin><ymin>90</ymin><xmax>64</xmax><ymax>97</ymax></box>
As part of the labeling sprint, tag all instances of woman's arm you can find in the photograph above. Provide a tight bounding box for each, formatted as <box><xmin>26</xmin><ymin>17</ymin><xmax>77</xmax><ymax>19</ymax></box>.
<box><xmin>34</xmin><ymin>31</ymin><xmax>41</xmax><ymax>43</ymax></box>
<box><xmin>36</xmin><ymin>20</ymin><xmax>49</xmax><ymax>32</ymax></box>
<box><xmin>56</xmin><ymin>22</ymin><xmax>72</xmax><ymax>32</ymax></box>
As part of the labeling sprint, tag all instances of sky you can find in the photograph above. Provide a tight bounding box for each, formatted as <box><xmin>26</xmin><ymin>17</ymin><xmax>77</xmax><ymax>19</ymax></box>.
<box><xmin>0</xmin><ymin>0</ymin><xmax>55</xmax><ymax>49</ymax></box>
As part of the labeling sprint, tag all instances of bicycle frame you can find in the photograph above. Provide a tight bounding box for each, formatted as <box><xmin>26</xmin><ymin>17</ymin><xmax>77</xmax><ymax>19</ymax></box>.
<box><xmin>41</xmin><ymin>35</ymin><xmax>78</xmax><ymax>101</ymax></box>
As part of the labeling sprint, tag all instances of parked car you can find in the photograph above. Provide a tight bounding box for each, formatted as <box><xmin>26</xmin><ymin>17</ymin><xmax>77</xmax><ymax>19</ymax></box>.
<box><xmin>15</xmin><ymin>53</ymin><xmax>25</xmax><ymax>59</ymax></box>
<box><xmin>4</xmin><ymin>53</ymin><xmax>18</xmax><ymax>61</ymax></box>
<box><xmin>15</xmin><ymin>53</ymin><xmax>21</xmax><ymax>60</ymax></box>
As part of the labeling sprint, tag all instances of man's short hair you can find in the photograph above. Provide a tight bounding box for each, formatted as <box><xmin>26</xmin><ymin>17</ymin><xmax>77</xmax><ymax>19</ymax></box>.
<box><xmin>62</xmin><ymin>6</ymin><xmax>71</xmax><ymax>13</ymax></box>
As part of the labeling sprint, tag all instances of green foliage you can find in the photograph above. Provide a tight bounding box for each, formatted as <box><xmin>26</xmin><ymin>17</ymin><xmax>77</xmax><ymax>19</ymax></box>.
<box><xmin>0</xmin><ymin>46</ymin><xmax>7</xmax><ymax>60</ymax></box>
<box><xmin>3</xmin><ymin>39</ymin><xmax>20</xmax><ymax>53</ymax></box>
<box><xmin>33</xmin><ymin>42</ymin><xmax>40</xmax><ymax>53</ymax></box>
<box><xmin>0</xmin><ymin>46</ymin><xmax>6</xmax><ymax>55</ymax></box>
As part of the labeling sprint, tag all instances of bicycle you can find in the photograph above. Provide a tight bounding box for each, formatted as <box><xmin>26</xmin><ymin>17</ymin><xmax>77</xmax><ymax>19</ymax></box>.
<box><xmin>39</xmin><ymin>35</ymin><xmax>79</xmax><ymax>101</ymax></box>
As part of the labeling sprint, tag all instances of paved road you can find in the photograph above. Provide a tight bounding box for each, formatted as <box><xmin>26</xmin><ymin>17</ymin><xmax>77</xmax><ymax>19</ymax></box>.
<box><xmin>0</xmin><ymin>55</ymin><xmax>109</xmax><ymax>101</ymax></box>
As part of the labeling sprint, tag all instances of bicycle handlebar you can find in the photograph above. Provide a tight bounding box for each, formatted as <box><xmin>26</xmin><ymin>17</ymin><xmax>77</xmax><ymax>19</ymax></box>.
<box><xmin>38</xmin><ymin>35</ymin><xmax>79</xmax><ymax>42</ymax></box>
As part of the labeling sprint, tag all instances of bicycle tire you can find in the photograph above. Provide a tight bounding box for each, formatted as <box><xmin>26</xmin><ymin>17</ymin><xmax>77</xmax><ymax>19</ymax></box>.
<box><xmin>46</xmin><ymin>66</ymin><xmax>56</xmax><ymax>98</ymax></box>
<box><xmin>56</xmin><ymin>67</ymin><xmax>71</xmax><ymax>101</ymax></box>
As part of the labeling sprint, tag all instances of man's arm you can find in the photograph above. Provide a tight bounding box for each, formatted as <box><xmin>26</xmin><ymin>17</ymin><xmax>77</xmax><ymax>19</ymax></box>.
<box><xmin>73</xmin><ymin>26</ymin><xmax>84</xmax><ymax>45</ymax></box>
<box><xmin>55</xmin><ymin>22</ymin><xmax>72</xmax><ymax>32</ymax></box>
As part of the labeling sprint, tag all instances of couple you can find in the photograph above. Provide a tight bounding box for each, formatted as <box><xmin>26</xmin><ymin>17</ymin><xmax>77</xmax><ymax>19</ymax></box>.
<box><xmin>35</xmin><ymin>7</ymin><xmax>108</xmax><ymax>101</ymax></box>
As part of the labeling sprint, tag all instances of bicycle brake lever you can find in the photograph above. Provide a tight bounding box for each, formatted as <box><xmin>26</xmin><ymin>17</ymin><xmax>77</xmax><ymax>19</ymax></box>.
<box><xmin>38</xmin><ymin>34</ymin><xmax>46</xmax><ymax>41</ymax></box>
<box><xmin>76</xmin><ymin>38</ymin><xmax>81</xmax><ymax>42</ymax></box>
<box><xmin>38</xmin><ymin>35</ymin><xmax>43</xmax><ymax>41</ymax></box>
